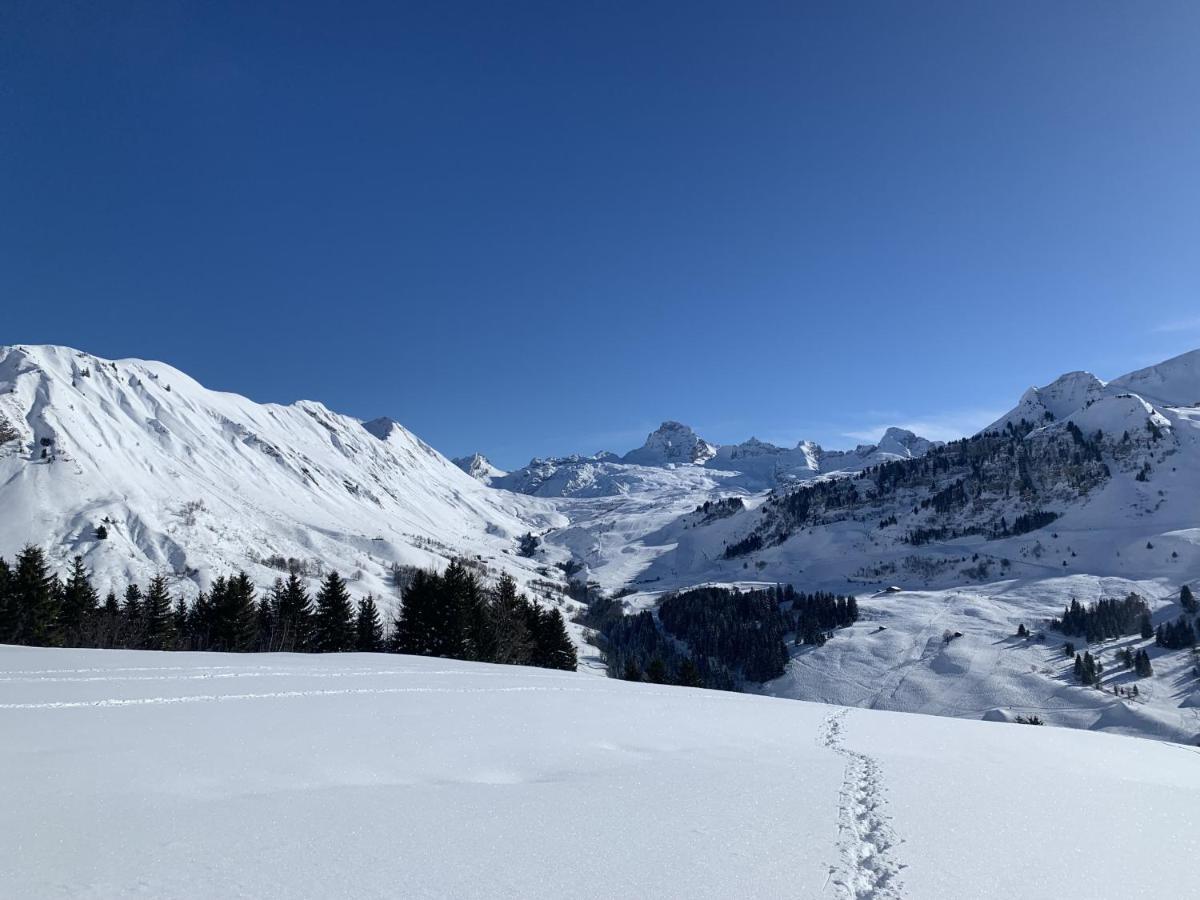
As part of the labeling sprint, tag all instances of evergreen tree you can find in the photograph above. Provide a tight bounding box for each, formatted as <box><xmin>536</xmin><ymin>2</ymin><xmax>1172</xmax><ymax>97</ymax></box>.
<box><xmin>171</xmin><ymin>594</ymin><xmax>189</xmax><ymax>649</ymax></box>
<box><xmin>621</xmin><ymin>660</ymin><xmax>642</xmax><ymax>681</ymax></box>
<box><xmin>1139</xmin><ymin>612</ymin><xmax>1154</xmax><ymax>640</ymax></box>
<box><xmin>142</xmin><ymin>575</ymin><xmax>175</xmax><ymax>651</ymax></box>
<box><xmin>0</xmin><ymin>557</ymin><xmax>12</xmax><ymax>643</ymax></box>
<box><xmin>186</xmin><ymin>588</ymin><xmax>214</xmax><ymax>651</ymax></box>
<box><xmin>393</xmin><ymin>568</ymin><xmax>441</xmax><ymax>656</ymax></box>
<box><xmin>7</xmin><ymin>545</ymin><xmax>61</xmax><ymax>646</ymax></box>
<box><xmin>254</xmin><ymin>596</ymin><xmax>276</xmax><ymax>652</ymax></box>
<box><xmin>1182</xmin><ymin>584</ymin><xmax>1197</xmax><ymax>614</ymax></box>
<box><xmin>273</xmin><ymin>573</ymin><xmax>313</xmax><ymax>652</ymax></box>
<box><xmin>354</xmin><ymin>595</ymin><xmax>384</xmax><ymax>652</ymax></box>
<box><xmin>646</xmin><ymin>657</ymin><xmax>668</xmax><ymax>684</ymax></box>
<box><xmin>121</xmin><ymin>583</ymin><xmax>144</xmax><ymax>648</ymax></box>
<box><xmin>96</xmin><ymin>590</ymin><xmax>121</xmax><ymax>648</ymax></box>
<box><xmin>676</xmin><ymin>656</ymin><xmax>702</xmax><ymax>687</ymax></box>
<box><xmin>432</xmin><ymin>559</ymin><xmax>477</xmax><ymax>659</ymax></box>
<box><xmin>529</xmin><ymin>606</ymin><xmax>578</xmax><ymax>671</ymax></box>
<box><xmin>313</xmin><ymin>571</ymin><xmax>354</xmax><ymax>652</ymax></box>
<box><xmin>208</xmin><ymin>573</ymin><xmax>258</xmax><ymax>652</ymax></box>
<box><xmin>487</xmin><ymin>573</ymin><xmax>533</xmax><ymax>665</ymax></box>
<box><xmin>58</xmin><ymin>555</ymin><xmax>98</xmax><ymax>646</ymax></box>
<box><xmin>1134</xmin><ymin>649</ymin><xmax>1154</xmax><ymax>678</ymax></box>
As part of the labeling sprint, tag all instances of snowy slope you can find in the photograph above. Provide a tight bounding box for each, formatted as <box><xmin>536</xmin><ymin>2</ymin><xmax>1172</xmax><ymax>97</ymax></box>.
<box><xmin>490</xmin><ymin>424</ymin><xmax>940</xmax><ymax>592</ymax></box>
<box><xmin>2</xmin><ymin>645</ymin><xmax>1197</xmax><ymax>899</ymax></box>
<box><xmin>582</xmin><ymin>348</ymin><xmax>1200</xmax><ymax>743</ymax></box>
<box><xmin>0</xmin><ymin>345</ymin><xmax>564</xmax><ymax>606</ymax></box>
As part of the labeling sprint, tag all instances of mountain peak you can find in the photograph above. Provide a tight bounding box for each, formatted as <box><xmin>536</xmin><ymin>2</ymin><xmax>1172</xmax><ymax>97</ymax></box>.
<box><xmin>622</xmin><ymin>421</ymin><xmax>717</xmax><ymax>467</ymax></box>
<box><xmin>452</xmin><ymin>452</ymin><xmax>507</xmax><ymax>482</ymax></box>
<box><xmin>874</xmin><ymin>427</ymin><xmax>936</xmax><ymax>458</ymax></box>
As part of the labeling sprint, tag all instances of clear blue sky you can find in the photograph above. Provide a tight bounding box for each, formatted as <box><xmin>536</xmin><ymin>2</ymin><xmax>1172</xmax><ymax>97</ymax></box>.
<box><xmin>4</xmin><ymin>2</ymin><xmax>1200</xmax><ymax>468</ymax></box>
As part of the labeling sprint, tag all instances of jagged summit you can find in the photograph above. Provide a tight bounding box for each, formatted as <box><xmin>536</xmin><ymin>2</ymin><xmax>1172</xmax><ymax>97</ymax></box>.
<box><xmin>985</xmin><ymin>370</ymin><xmax>1107</xmax><ymax>433</ymax></box>
<box><xmin>875</xmin><ymin>427</ymin><xmax>935</xmax><ymax>459</ymax></box>
<box><xmin>621</xmin><ymin>421</ymin><xmax>718</xmax><ymax>467</ymax></box>
<box><xmin>452</xmin><ymin>452</ymin><xmax>508</xmax><ymax>483</ymax></box>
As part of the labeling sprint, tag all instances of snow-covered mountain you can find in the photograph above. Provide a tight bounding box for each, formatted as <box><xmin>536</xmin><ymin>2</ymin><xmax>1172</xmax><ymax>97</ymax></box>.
<box><xmin>584</xmin><ymin>348</ymin><xmax>1200</xmax><ymax>743</ymax></box>
<box><xmin>0</xmin><ymin>345</ymin><xmax>564</xmax><ymax>606</ymax></box>
<box><xmin>451</xmin><ymin>452</ymin><xmax>507</xmax><ymax>483</ymax></box>
<box><xmin>622</xmin><ymin>421</ymin><xmax>717</xmax><ymax>466</ymax></box>
<box><xmin>494</xmin><ymin>423</ymin><xmax>939</xmax><ymax>499</ymax></box>
<box><xmin>6</xmin><ymin>341</ymin><xmax>1200</xmax><ymax>745</ymax></box>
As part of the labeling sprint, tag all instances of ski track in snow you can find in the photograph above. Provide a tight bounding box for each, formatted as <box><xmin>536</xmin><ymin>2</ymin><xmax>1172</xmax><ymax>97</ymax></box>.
<box><xmin>818</xmin><ymin>709</ymin><xmax>906</xmax><ymax>899</ymax></box>
<box><xmin>0</xmin><ymin>684</ymin><xmax>603</xmax><ymax>710</ymax></box>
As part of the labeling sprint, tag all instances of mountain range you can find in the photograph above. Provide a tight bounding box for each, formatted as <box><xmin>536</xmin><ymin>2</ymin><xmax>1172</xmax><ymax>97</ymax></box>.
<box><xmin>3</xmin><ymin>342</ymin><xmax>1200</xmax><ymax>742</ymax></box>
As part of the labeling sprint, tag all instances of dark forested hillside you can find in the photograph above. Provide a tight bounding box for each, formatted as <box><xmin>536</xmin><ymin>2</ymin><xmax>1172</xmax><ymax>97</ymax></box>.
<box><xmin>724</xmin><ymin>418</ymin><xmax>1144</xmax><ymax>559</ymax></box>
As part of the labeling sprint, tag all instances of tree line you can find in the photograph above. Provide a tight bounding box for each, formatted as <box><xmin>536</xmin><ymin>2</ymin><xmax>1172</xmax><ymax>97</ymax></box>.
<box><xmin>0</xmin><ymin>546</ymin><xmax>575</xmax><ymax>671</ymax></box>
<box><xmin>1051</xmin><ymin>594</ymin><xmax>1151</xmax><ymax>643</ymax></box>
<box><xmin>592</xmin><ymin>584</ymin><xmax>859</xmax><ymax>690</ymax></box>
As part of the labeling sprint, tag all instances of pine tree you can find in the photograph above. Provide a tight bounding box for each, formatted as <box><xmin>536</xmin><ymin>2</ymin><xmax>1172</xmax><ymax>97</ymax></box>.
<box><xmin>1139</xmin><ymin>612</ymin><xmax>1154</xmax><ymax>640</ymax></box>
<box><xmin>1182</xmin><ymin>584</ymin><xmax>1198</xmax><ymax>614</ymax></box>
<box><xmin>354</xmin><ymin>595</ymin><xmax>384</xmax><ymax>652</ymax></box>
<box><xmin>487</xmin><ymin>573</ymin><xmax>533</xmax><ymax>665</ymax></box>
<box><xmin>254</xmin><ymin>596</ymin><xmax>276</xmax><ymax>652</ymax></box>
<box><xmin>171</xmin><ymin>594</ymin><xmax>189</xmax><ymax>649</ymax></box>
<box><xmin>7</xmin><ymin>545</ymin><xmax>61</xmax><ymax>646</ymax></box>
<box><xmin>1016</xmin><ymin>623</ymin><xmax>1028</xmax><ymax>638</ymax></box>
<box><xmin>1073</xmin><ymin>653</ymin><xmax>1084</xmax><ymax>682</ymax></box>
<box><xmin>58</xmin><ymin>556</ymin><xmax>98</xmax><ymax>646</ymax></box>
<box><xmin>186</xmin><ymin>588</ymin><xmax>214</xmax><ymax>651</ymax></box>
<box><xmin>208</xmin><ymin>573</ymin><xmax>257</xmax><ymax>652</ymax></box>
<box><xmin>0</xmin><ymin>557</ymin><xmax>12</xmax><ymax>643</ymax></box>
<box><xmin>121</xmin><ymin>583</ymin><xmax>144</xmax><ymax>648</ymax></box>
<box><xmin>98</xmin><ymin>590</ymin><xmax>121</xmax><ymax>648</ymax></box>
<box><xmin>273</xmin><ymin>573</ymin><xmax>314</xmax><ymax>652</ymax></box>
<box><xmin>394</xmin><ymin>568</ymin><xmax>440</xmax><ymax>656</ymax></box>
<box><xmin>676</xmin><ymin>656</ymin><xmax>702</xmax><ymax>687</ymax></box>
<box><xmin>529</xmin><ymin>606</ymin><xmax>577</xmax><ymax>671</ymax></box>
<box><xmin>646</xmin><ymin>657</ymin><xmax>668</xmax><ymax>684</ymax></box>
<box><xmin>622</xmin><ymin>660</ymin><xmax>642</xmax><ymax>681</ymax></box>
<box><xmin>313</xmin><ymin>571</ymin><xmax>354</xmax><ymax>652</ymax></box>
<box><xmin>433</xmin><ymin>559</ymin><xmax>477</xmax><ymax>659</ymax></box>
<box><xmin>142</xmin><ymin>575</ymin><xmax>175</xmax><ymax>651</ymax></box>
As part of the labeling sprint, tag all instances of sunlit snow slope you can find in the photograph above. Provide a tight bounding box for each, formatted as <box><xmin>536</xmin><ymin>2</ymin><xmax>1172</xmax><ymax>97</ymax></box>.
<box><xmin>1</xmin><ymin>646</ymin><xmax>1197</xmax><ymax>899</ymax></box>
<box><xmin>0</xmin><ymin>345</ymin><xmax>563</xmax><ymax>601</ymax></box>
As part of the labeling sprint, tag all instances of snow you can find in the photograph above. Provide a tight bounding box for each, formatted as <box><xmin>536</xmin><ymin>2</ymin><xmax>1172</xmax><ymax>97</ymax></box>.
<box><xmin>2</xmin><ymin>645</ymin><xmax>1198</xmax><ymax>899</ymax></box>
<box><xmin>622</xmin><ymin>420</ymin><xmax>718</xmax><ymax>466</ymax></box>
<box><xmin>451</xmin><ymin>452</ymin><xmax>508</xmax><ymax>483</ymax></box>
<box><xmin>6</xmin><ymin>342</ymin><xmax>1200</xmax><ymax>747</ymax></box>
<box><xmin>0</xmin><ymin>345</ymin><xmax>565</xmax><ymax>611</ymax></box>
<box><xmin>1110</xmin><ymin>347</ymin><xmax>1200</xmax><ymax>408</ymax></box>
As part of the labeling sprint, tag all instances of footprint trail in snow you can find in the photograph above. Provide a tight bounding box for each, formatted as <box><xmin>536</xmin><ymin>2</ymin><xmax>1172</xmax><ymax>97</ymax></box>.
<box><xmin>818</xmin><ymin>709</ymin><xmax>907</xmax><ymax>899</ymax></box>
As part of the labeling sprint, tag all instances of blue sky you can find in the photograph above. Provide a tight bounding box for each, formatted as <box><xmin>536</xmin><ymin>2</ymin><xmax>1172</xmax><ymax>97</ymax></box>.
<box><xmin>4</xmin><ymin>2</ymin><xmax>1200</xmax><ymax>469</ymax></box>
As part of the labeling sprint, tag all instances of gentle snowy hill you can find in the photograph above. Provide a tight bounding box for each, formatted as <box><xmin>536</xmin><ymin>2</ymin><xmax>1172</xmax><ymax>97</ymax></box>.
<box><xmin>1109</xmin><ymin>347</ymin><xmax>1200</xmax><ymax>407</ymax></box>
<box><xmin>0</xmin><ymin>345</ymin><xmax>563</xmax><ymax>603</ymax></box>
<box><xmin>1</xmin><ymin>645</ymin><xmax>1196</xmax><ymax>899</ymax></box>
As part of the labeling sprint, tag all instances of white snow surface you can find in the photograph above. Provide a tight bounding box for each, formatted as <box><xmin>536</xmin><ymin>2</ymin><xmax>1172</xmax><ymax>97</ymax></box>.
<box><xmin>451</xmin><ymin>451</ymin><xmax>508</xmax><ymax>482</ymax></box>
<box><xmin>3</xmin><ymin>645</ymin><xmax>1198</xmax><ymax>899</ymax></box>
<box><xmin>0</xmin><ymin>345</ymin><xmax>564</xmax><ymax>606</ymax></box>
